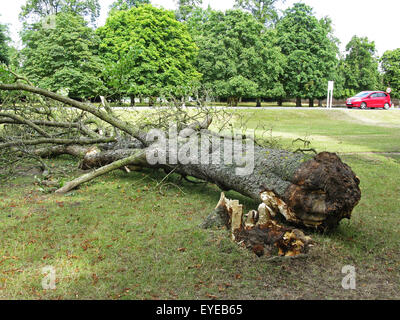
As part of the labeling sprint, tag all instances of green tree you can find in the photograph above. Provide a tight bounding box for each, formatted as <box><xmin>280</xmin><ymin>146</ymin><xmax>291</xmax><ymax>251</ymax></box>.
<box><xmin>187</xmin><ymin>8</ymin><xmax>284</xmax><ymax>106</ymax></box>
<box><xmin>20</xmin><ymin>0</ymin><xmax>100</xmax><ymax>23</ymax></box>
<box><xmin>21</xmin><ymin>12</ymin><xmax>104</xmax><ymax>99</ymax></box>
<box><xmin>381</xmin><ymin>48</ymin><xmax>400</xmax><ymax>99</ymax></box>
<box><xmin>276</xmin><ymin>3</ymin><xmax>339</xmax><ymax>107</ymax></box>
<box><xmin>175</xmin><ymin>0</ymin><xmax>203</xmax><ymax>22</ymax></box>
<box><xmin>0</xmin><ymin>23</ymin><xmax>10</xmax><ymax>65</ymax></box>
<box><xmin>234</xmin><ymin>0</ymin><xmax>282</xmax><ymax>26</ymax></box>
<box><xmin>342</xmin><ymin>36</ymin><xmax>381</xmax><ymax>97</ymax></box>
<box><xmin>97</xmin><ymin>4</ymin><xmax>200</xmax><ymax>105</ymax></box>
<box><xmin>110</xmin><ymin>0</ymin><xmax>150</xmax><ymax>11</ymax></box>
<box><xmin>330</xmin><ymin>56</ymin><xmax>347</xmax><ymax>100</ymax></box>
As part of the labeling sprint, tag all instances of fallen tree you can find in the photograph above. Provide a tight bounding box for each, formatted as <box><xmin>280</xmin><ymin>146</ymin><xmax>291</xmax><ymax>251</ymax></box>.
<box><xmin>0</xmin><ymin>71</ymin><xmax>361</xmax><ymax>231</ymax></box>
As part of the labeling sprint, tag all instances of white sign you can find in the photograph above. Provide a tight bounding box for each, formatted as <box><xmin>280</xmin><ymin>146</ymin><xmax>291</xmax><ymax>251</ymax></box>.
<box><xmin>386</xmin><ymin>87</ymin><xmax>392</xmax><ymax>94</ymax></box>
<box><xmin>327</xmin><ymin>81</ymin><xmax>334</xmax><ymax>109</ymax></box>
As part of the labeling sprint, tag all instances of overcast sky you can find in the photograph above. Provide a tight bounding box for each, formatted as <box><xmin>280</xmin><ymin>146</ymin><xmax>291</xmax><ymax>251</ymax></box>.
<box><xmin>1</xmin><ymin>0</ymin><xmax>399</xmax><ymax>56</ymax></box>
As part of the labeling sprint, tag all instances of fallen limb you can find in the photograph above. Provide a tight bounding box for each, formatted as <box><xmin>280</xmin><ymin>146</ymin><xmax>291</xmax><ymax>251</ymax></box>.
<box><xmin>0</xmin><ymin>118</ymin><xmax>101</xmax><ymax>139</ymax></box>
<box><xmin>55</xmin><ymin>149</ymin><xmax>148</xmax><ymax>194</ymax></box>
<box><xmin>0</xmin><ymin>82</ymin><xmax>143</xmax><ymax>141</ymax></box>
<box><xmin>0</xmin><ymin>137</ymin><xmax>116</xmax><ymax>149</ymax></box>
<box><xmin>0</xmin><ymin>113</ymin><xmax>52</xmax><ymax>138</ymax></box>
<box><xmin>34</xmin><ymin>145</ymin><xmax>91</xmax><ymax>158</ymax></box>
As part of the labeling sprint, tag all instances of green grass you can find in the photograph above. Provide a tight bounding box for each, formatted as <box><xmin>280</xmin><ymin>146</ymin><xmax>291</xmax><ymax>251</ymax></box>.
<box><xmin>236</xmin><ymin>109</ymin><xmax>400</xmax><ymax>153</ymax></box>
<box><xmin>1</xmin><ymin>109</ymin><xmax>399</xmax><ymax>300</ymax></box>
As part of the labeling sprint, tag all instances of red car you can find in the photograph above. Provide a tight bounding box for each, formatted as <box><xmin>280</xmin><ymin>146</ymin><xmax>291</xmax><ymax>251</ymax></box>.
<box><xmin>346</xmin><ymin>91</ymin><xmax>392</xmax><ymax>110</ymax></box>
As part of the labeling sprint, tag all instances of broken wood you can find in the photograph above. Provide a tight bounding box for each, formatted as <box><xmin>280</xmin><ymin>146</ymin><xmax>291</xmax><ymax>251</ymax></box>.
<box><xmin>202</xmin><ymin>193</ymin><xmax>315</xmax><ymax>258</ymax></box>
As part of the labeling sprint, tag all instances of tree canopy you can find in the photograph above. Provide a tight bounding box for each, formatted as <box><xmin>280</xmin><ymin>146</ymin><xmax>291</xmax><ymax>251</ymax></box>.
<box><xmin>175</xmin><ymin>0</ymin><xmax>203</xmax><ymax>22</ymax></box>
<box><xmin>187</xmin><ymin>8</ymin><xmax>284</xmax><ymax>106</ymax></box>
<box><xmin>21</xmin><ymin>12</ymin><xmax>104</xmax><ymax>99</ymax></box>
<box><xmin>0</xmin><ymin>23</ymin><xmax>10</xmax><ymax>65</ymax></box>
<box><xmin>20</xmin><ymin>0</ymin><xmax>100</xmax><ymax>23</ymax></box>
<box><xmin>342</xmin><ymin>36</ymin><xmax>382</xmax><ymax>97</ymax></box>
<box><xmin>234</xmin><ymin>0</ymin><xmax>282</xmax><ymax>26</ymax></box>
<box><xmin>381</xmin><ymin>49</ymin><xmax>400</xmax><ymax>99</ymax></box>
<box><xmin>97</xmin><ymin>4</ymin><xmax>200</xmax><ymax>101</ymax></box>
<box><xmin>110</xmin><ymin>0</ymin><xmax>150</xmax><ymax>11</ymax></box>
<box><xmin>276</xmin><ymin>3</ymin><xmax>339</xmax><ymax>106</ymax></box>
<box><xmin>2</xmin><ymin>0</ymin><xmax>393</xmax><ymax>104</ymax></box>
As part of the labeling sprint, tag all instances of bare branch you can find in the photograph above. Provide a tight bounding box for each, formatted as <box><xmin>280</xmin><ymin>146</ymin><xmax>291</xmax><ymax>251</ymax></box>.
<box><xmin>55</xmin><ymin>149</ymin><xmax>148</xmax><ymax>194</ymax></box>
<box><xmin>0</xmin><ymin>112</ymin><xmax>52</xmax><ymax>137</ymax></box>
<box><xmin>0</xmin><ymin>137</ymin><xmax>116</xmax><ymax>149</ymax></box>
<box><xmin>0</xmin><ymin>82</ymin><xmax>144</xmax><ymax>142</ymax></box>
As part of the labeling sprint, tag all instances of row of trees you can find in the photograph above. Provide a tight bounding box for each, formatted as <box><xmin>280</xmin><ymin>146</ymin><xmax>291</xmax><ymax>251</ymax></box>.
<box><xmin>1</xmin><ymin>0</ymin><xmax>400</xmax><ymax>105</ymax></box>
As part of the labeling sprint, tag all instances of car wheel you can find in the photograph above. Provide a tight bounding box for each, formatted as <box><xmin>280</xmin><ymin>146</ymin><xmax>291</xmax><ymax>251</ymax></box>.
<box><xmin>384</xmin><ymin>103</ymin><xmax>390</xmax><ymax>110</ymax></box>
<box><xmin>360</xmin><ymin>102</ymin><xmax>367</xmax><ymax>110</ymax></box>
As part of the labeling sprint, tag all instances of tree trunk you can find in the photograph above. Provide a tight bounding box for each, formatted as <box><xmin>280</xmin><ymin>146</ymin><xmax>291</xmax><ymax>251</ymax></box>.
<box><xmin>256</xmin><ymin>98</ymin><xmax>262</xmax><ymax>108</ymax></box>
<box><xmin>296</xmin><ymin>97</ymin><xmax>302</xmax><ymax>107</ymax></box>
<box><xmin>309</xmin><ymin>99</ymin><xmax>314</xmax><ymax>108</ymax></box>
<box><xmin>227</xmin><ymin>97</ymin><xmax>239</xmax><ymax>107</ymax></box>
<box><xmin>277</xmin><ymin>98</ymin><xmax>283</xmax><ymax>106</ymax></box>
<box><xmin>68</xmin><ymin>136</ymin><xmax>361</xmax><ymax>231</ymax></box>
<box><xmin>318</xmin><ymin>99</ymin><xmax>323</xmax><ymax>107</ymax></box>
<box><xmin>130</xmin><ymin>95</ymin><xmax>135</xmax><ymax>107</ymax></box>
<box><xmin>149</xmin><ymin>97</ymin><xmax>156</xmax><ymax>107</ymax></box>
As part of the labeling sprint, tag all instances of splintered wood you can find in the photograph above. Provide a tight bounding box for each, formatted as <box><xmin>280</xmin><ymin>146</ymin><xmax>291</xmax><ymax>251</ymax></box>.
<box><xmin>209</xmin><ymin>193</ymin><xmax>314</xmax><ymax>258</ymax></box>
<box><xmin>215</xmin><ymin>194</ymin><xmax>243</xmax><ymax>241</ymax></box>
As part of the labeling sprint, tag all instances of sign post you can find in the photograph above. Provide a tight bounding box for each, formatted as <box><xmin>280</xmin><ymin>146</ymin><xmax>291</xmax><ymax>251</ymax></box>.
<box><xmin>327</xmin><ymin>81</ymin><xmax>334</xmax><ymax>109</ymax></box>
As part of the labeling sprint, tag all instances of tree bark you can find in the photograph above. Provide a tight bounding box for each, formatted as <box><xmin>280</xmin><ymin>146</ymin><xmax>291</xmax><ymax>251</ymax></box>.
<box><xmin>309</xmin><ymin>99</ymin><xmax>314</xmax><ymax>108</ymax></box>
<box><xmin>296</xmin><ymin>97</ymin><xmax>302</xmax><ymax>107</ymax></box>
<box><xmin>69</xmin><ymin>137</ymin><xmax>361</xmax><ymax>230</ymax></box>
<box><xmin>256</xmin><ymin>98</ymin><xmax>262</xmax><ymax>108</ymax></box>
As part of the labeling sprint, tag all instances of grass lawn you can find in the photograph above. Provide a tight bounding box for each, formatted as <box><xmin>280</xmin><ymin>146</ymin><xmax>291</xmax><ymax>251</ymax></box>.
<box><xmin>0</xmin><ymin>109</ymin><xmax>399</xmax><ymax>300</ymax></box>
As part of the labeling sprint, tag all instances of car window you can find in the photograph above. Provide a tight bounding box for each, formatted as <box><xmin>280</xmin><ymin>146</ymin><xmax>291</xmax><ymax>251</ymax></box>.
<box><xmin>370</xmin><ymin>93</ymin><xmax>378</xmax><ymax>98</ymax></box>
<box><xmin>379</xmin><ymin>93</ymin><xmax>387</xmax><ymax>97</ymax></box>
<box><xmin>355</xmin><ymin>92</ymin><xmax>370</xmax><ymax>97</ymax></box>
